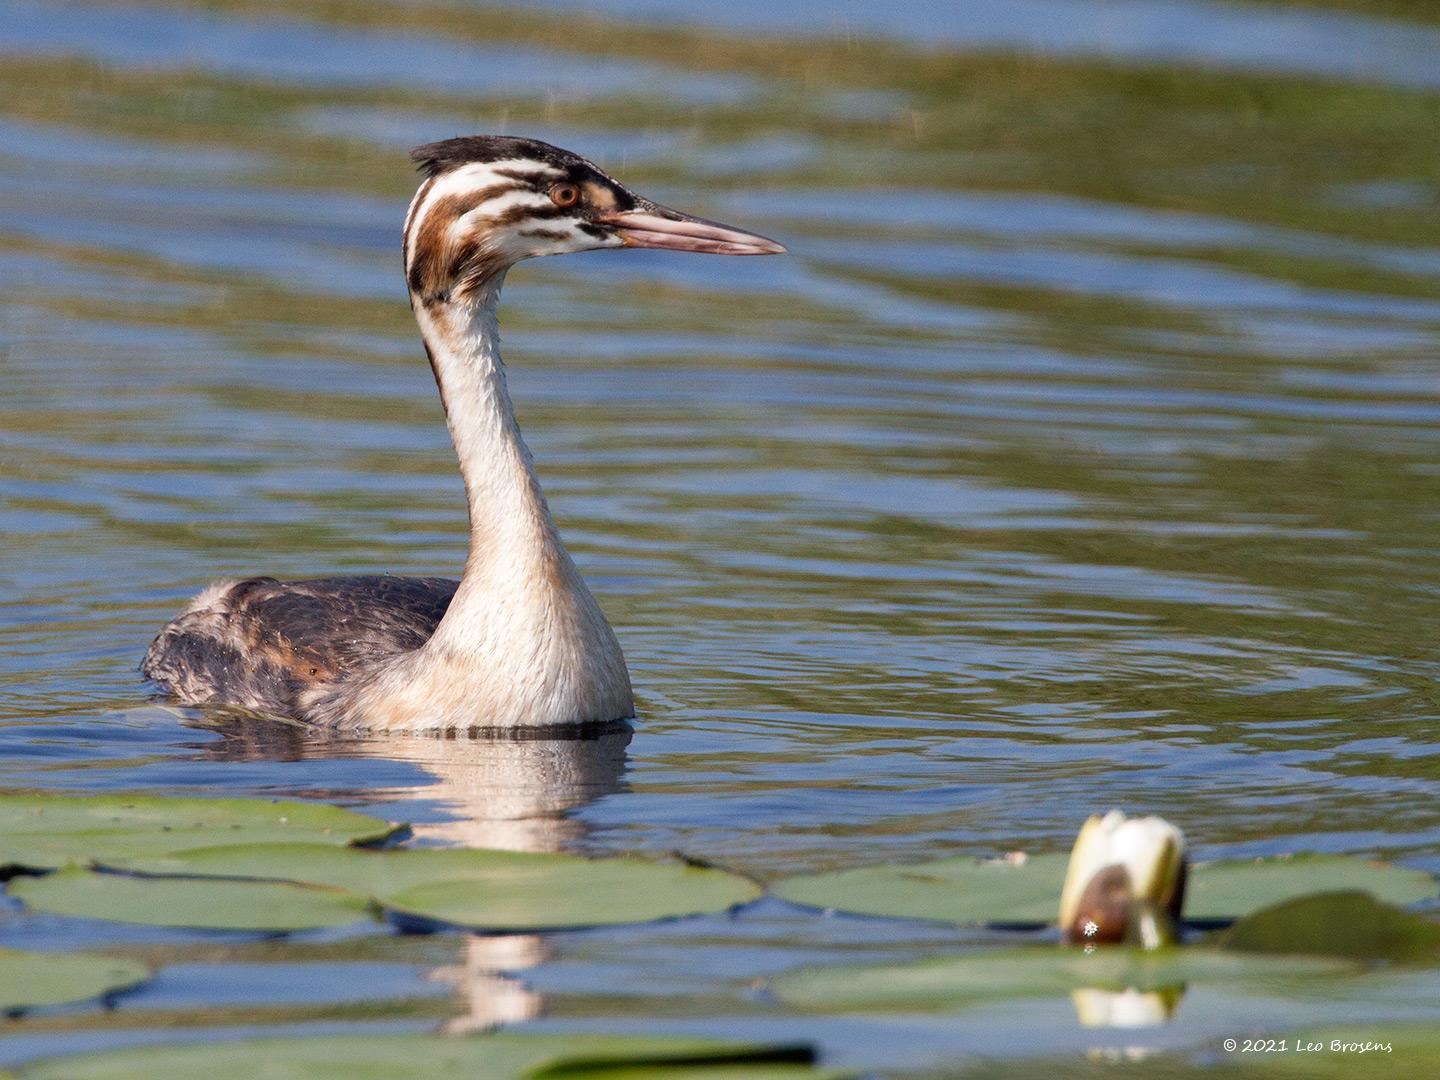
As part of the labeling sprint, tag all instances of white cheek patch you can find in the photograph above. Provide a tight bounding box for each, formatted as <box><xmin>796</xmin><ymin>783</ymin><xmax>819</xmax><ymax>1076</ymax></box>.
<box><xmin>485</xmin><ymin>158</ymin><xmax>565</xmax><ymax>179</ymax></box>
<box><xmin>532</xmin><ymin>226</ymin><xmax>587</xmax><ymax>255</ymax></box>
<box><xmin>498</xmin><ymin>227</ymin><xmax>566</xmax><ymax>258</ymax></box>
<box><xmin>540</xmin><ymin>228</ymin><xmax>625</xmax><ymax>257</ymax></box>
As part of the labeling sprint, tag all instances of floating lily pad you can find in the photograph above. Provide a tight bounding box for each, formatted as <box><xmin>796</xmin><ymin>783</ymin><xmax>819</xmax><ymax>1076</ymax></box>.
<box><xmin>772</xmin><ymin>946</ymin><xmax>1354</xmax><ymax>1014</ymax></box>
<box><xmin>0</xmin><ymin>793</ymin><xmax>399</xmax><ymax>874</ymax></box>
<box><xmin>922</xmin><ymin>1022</ymin><xmax>1440</xmax><ymax>1079</ymax></box>
<box><xmin>773</xmin><ymin>853</ymin><xmax>1436</xmax><ymax>926</ymax></box>
<box><xmin>1184</xmin><ymin>855</ymin><xmax>1437</xmax><ymax>921</ymax></box>
<box><xmin>536</xmin><ymin>1069</ymin><xmax>838</xmax><ymax>1080</ymax></box>
<box><xmin>0</xmin><ymin>948</ymin><xmax>150</xmax><ymax>1011</ymax></box>
<box><xmin>773</xmin><ymin>855</ymin><xmax>1069</xmax><ymax>926</ymax></box>
<box><xmin>372</xmin><ymin>852</ymin><xmax>759</xmax><ymax>931</ymax></box>
<box><xmin>97</xmin><ymin>843</ymin><xmax>759</xmax><ymax>930</ymax></box>
<box><xmin>1250</xmin><ymin>1023</ymin><xmax>1440</xmax><ymax>1078</ymax></box>
<box><xmin>106</xmin><ymin>841</ymin><xmax>554</xmax><ymax>894</ymax></box>
<box><xmin>21</xmin><ymin>1032</ymin><xmax>832</xmax><ymax>1080</ymax></box>
<box><xmin>1221</xmin><ymin>890</ymin><xmax>1440</xmax><ymax>962</ymax></box>
<box><xmin>8</xmin><ymin>868</ymin><xmax>374</xmax><ymax>931</ymax></box>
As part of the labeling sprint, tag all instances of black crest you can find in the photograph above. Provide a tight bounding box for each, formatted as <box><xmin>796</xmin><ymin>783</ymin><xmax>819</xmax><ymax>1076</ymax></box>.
<box><xmin>409</xmin><ymin>135</ymin><xmax>593</xmax><ymax>179</ymax></box>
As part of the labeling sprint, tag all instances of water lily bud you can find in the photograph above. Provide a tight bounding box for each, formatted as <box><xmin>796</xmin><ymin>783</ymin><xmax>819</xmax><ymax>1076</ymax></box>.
<box><xmin>1058</xmin><ymin>811</ymin><xmax>1186</xmax><ymax>947</ymax></box>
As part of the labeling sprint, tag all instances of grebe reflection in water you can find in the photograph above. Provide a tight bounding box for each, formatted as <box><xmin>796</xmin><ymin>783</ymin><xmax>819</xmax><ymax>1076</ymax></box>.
<box><xmin>200</xmin><ymin>716</ymin><xmax>632</xmax><ymax>850</ymax></box>
<box><xmin>199</xmin><ymin>715</ymin><xmax>633</xmax><ymax>1031</ymax></box>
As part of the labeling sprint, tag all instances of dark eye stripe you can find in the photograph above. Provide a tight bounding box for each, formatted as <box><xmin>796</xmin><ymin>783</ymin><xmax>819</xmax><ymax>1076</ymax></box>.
<box><xmin>463</xmin><ymin>182</ymin><xmax>527</xmax><ymax>204</ymax></box>
<box><xmin>486</xmin><ymin>204</ymin><xmax>570</xmax><ymax>227</ymax></box>
<box><xmin>520</xmin><ymin>228</ymin><xmax>573</xmax><ymax>240</ymax></box>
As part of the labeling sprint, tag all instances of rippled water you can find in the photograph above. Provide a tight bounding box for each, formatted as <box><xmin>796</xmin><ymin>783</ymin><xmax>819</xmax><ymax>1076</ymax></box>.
<box><xmin>1</xmin><ymin>0</ymin><xmax>1438</xmax><ymax>1071</ymax></box>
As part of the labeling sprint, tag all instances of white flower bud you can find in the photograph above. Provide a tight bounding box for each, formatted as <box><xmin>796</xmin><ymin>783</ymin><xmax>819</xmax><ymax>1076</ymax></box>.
<box><xmin>1058</xmin><ymin>810</ymin><xmax>1186</xmax><ymax>946</ymax></box>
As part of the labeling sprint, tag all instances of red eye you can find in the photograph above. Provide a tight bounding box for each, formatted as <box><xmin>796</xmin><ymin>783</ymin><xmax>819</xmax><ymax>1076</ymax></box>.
<box><xmin>550</xmin><ymin>184</ymin><xmax>580</xmax><ymax>208</ymax></box>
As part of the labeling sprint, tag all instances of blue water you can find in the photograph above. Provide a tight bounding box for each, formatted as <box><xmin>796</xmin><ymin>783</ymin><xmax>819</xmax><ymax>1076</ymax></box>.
<box><xmin>1</xmin><ymin>0</ymin><xmax>1438</xmax><ymax>1072</ymax></box>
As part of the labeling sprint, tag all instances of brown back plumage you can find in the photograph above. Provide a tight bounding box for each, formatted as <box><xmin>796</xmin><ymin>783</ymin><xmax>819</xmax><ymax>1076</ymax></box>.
<box><xmin>142</xmin><ymin>575</ymin><xmax>457</xmax><ymax>717</ymax></box>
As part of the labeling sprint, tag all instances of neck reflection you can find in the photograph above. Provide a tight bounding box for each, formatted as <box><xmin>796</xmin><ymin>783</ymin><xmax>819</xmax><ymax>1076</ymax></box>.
<box><xmin>344</xmin><ymin>722</ymin><xmax>633</xmax><ymax>852</ymax></box>
<box><xmin>198</xmin><ymin>716</ymin><xmax>633</xmax><ymax>1032</ymax></box>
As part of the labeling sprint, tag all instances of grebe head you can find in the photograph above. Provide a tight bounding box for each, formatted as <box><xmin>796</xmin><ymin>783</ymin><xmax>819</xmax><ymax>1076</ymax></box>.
<box><xmin>403</xmin><ymin>134</ymin><xmax>785</xmax><ymax>305</ymax></box>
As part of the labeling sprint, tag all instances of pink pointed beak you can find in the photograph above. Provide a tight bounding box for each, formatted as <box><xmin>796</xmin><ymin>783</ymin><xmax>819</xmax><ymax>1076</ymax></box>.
<box><xmin>602</xmin><ymin>207</ymin><xmax>786</xmax><ymax>256</ymax></box>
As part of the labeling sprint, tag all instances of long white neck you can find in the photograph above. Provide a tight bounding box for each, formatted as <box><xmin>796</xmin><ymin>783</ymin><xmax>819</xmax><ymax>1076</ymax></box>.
<box><xmin>396</xmin><ymin>279</ymin><xmax>633</xmax><ymax>726</ymax></box>
<box><xmin>416</xmin><ymin>277</ymin><xmax>564</xmax><ymax>609</ymax></box>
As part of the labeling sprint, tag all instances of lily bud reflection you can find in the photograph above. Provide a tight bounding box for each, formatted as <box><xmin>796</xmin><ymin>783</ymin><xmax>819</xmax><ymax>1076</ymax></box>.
<box><xmin>1071</xmin><ymin>986</ymin><xmax>1183</xmax><ymax>1028</ymax></box>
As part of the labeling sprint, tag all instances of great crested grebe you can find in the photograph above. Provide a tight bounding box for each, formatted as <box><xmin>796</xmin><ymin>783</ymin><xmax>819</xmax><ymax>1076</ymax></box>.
<box><xmin>143</xmin><ymin>136</ymin><xmax>784</xmax><ymax>730</ymax></box>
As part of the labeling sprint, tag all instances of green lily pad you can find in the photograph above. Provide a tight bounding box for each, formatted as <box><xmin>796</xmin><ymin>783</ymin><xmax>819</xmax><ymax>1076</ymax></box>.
<box><xmin>106</xmin><ymin>841</ymin><xmax>560</xmax><ymax>894</ymax></box>
<box><xmin>1185</xmin><ymin>855</ymin><xmax>1437</xmax><ymax>921</ymax></box>
<box><xmin>539</xmin><ymin>1070</ymin><xmax>840</xmax><ymax>1080</ymax></box>
<box><xmin>21</xmin><ymin>1032</ymin><xmax>832</xmax><ymax>1080</ymax></box>
<box><xmin>0</xmin><ymin>793</ymin><xmax>399</xmax><ymax>873</ymax></box>
<box><xmin>375</xmin><ymin>852</ymin><xmax>759</xmax><ymax>931</ymax></box>
<box><xmin>1221</xmin><ymin>890</ymin><xmax>1440</xmax><ymax>962</ymax></box>
<box><xmin>773</xmin><ymin>854</ymin><xmax>1069</xmax><ymax>926</ymax></box>
<box><xmin>772</xmin><ymin>946</ymin><xmax>1355</xmax><ymax>1014</ymax></box>
<box><xmin>0</xmin><ymin>948</ymin><xmax>150</xmax><ymax>1011</ymax></box>
<box><xmin>773</xmin><ymin>853</ymin><xmax>1436</xmax><ymax>927</ymax></box>
<box><xmin>1248</xmin><ymin>1023</ymin><xmax>1440</xmax><ymax>1078</ymax></box>
<box><xmin>922</xmin><ymin>1023</ymin><xmax>1440</xmax><ymax>1079</ymax></box>
<box><xmin>8</xmin><ymin>868</ymin><xmax>374</xmax><ymax>931</ymax></box>
<box><xmin>99</xmin><ymin>842</ymin><xmax>759</xmax><ymax>930</ymax></box>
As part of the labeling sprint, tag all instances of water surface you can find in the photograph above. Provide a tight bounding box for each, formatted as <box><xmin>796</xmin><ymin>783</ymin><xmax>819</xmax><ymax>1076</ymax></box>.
<box><xmin>1</xmin><ymin>0</ymin><xmax>1438</xmax><ymax>1072</ymax></box>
